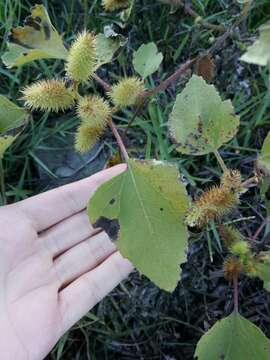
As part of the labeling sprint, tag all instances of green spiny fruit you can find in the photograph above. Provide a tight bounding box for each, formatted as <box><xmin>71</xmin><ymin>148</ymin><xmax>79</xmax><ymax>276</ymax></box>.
<box><xmin>75</xmin><ymin>124</ymin><xmax>102</xmax><ymax>153</ymax></box>
<box><xmin>22</xmin><ymin>79</ymin><xmax>75</xmax><ymax>112</ymax></box>
<box><xmin>218</xmin><ymin>224</ymin><xmax>244</xmax><ymax>249</ymax></box>
<box><xmin>77</xmin><ymin>95</ymin><xmax>111</xmax><ymax>129</ymax></box>
<box><xmin>108</xmin><ymin>77</ymin><xmax>144</xmax><ymax>107</ymax></box>
<box><xmin>230</xmin><ymin>240</ymin><xmax>250</xmax><ymax>257</ymax></box>
<box><xmin>102</xmin><ymin>0</ymin><xmax>130</xmax><ymax>11</ymax></box>
<box><xmin>66</xmin><ymin>31</ymin><xmax>97</xmax><ymax>82</ymax></box>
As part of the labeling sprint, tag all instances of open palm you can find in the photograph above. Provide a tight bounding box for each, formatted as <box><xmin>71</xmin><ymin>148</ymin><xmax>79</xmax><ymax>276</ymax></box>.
<box><xmin>0</xmin><ymin>164</ymin><xmax>133</xmax><ymax>360</ymax></box>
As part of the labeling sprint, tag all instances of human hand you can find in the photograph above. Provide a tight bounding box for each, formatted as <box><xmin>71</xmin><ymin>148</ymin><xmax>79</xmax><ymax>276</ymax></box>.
<box><xmin>0</xmin><ymin>164</ymin><xmax>133</xmax><ymax>360</ymax></box>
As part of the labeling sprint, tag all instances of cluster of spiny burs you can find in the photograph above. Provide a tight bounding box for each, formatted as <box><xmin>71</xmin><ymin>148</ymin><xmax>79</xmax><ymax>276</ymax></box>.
<box><xmin>22</xmin><ymin>25</ymin><xmax>144</xmax><ymax>154</ymax></box>
<box><xmin>186</xmin><ymin>169</ymin><xmax>264</xmax><ymax>283</ymax></box>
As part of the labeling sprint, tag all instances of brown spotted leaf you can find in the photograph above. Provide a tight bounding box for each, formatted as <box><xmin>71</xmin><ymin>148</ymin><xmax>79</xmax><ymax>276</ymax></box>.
<box><xmin>2</xmin><ymin>4</ymin><xmax>68</xmax><ymax>68</ymax></box>
<box><xmin>169</xmin><ymin>75</ymin><xmax>239</xmax><ymax>156</ymax></box>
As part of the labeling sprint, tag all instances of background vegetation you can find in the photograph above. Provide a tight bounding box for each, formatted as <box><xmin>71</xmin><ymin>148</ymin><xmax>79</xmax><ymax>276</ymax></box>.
<box><xmin>1</xmin><ymin>0</ymin><xmax>270</xmax><ymax>358</ymax></box>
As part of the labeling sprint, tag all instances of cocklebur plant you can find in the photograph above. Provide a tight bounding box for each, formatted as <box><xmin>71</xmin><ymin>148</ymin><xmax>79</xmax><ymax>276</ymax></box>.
<box><xmin>2</xmin><ymin>3</ymin><xmax>270</xmax><ymax>359</ymax></box>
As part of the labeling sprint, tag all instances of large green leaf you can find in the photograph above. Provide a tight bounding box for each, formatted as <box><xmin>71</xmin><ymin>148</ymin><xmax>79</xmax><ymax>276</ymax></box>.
<box><xmin>169</xmin><ymin>75</ymin><xmax>239</xmax><ymax>155</ymax></box>
<box><xmin>0</xmin><ymin>95</ymin><xmax>28</xmax><ymax>158</ymax></box>
<box><xmin>257</xmin><ymin>131</ymin><xmax>270</xmax><ymax>177</ymax></box>
<box><xmin>2</xmin><ymin>4</ymin><xmax>68</xmax><ymax>68</ymax></box>
<box><xmin>88</xmin><ymin>159</ymin><xmax>189</xmax><ymax>291</ymax></box>
<box><xmin>95</xmin><ymin>33</ymin><xmax>123</xmax><ymax>69</ymax></box>
<box><xmin>241</xmin><ymin>22</ymin><xmax>270</xmax><ymax>66</ymax></box>
<box><xmin>195</xmin><ymin>313</ymin><xmax>270</xmax><ymax>360</ymax></box>
<box><xmin>132</xmin><ymin>42</ymin><xmax>163</xmax><ymax>79</ymax></box>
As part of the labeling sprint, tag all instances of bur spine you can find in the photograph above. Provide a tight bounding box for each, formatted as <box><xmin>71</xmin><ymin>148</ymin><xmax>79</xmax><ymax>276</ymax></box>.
<box><xmin>109</xmin><ymin>77</ymin><xmax>144</xmax><ymax>107</ymax></box>
<box><xmin>77</xmin><ymin>95</ymin><xmax>111</xmax><ymax>129</ymax></box>
<box><xmin>102</xmin><ymin>0</ymin><xmax>130</xmax><ymax>11</ymax></box>
<box><xmin>223</xmin><ymin>256</ymin><xmax>243</xmax><ymax>283</ymax></box>
<box><xmin>218</xmin><ymin>224</ymin><xmax>244</xmax><ymax>249</ymax></box>
<box><xmin>66</xmin><ymin>31</ymin><xmax>97</xmax><ymax>82</ymax></box>
<box><xmin>186</xmin><ymin>170</ymin><xmax>243</xmax><ymax>228</ymax></box>
<box><xmin>22</xmin><ymin>79</ymin><xmax>75</xmax><ymax>112</ymax></box>
<box><xmin>75</xmin><ymin>124</ymin><xmax>102</xmax><ymax>153</ymax></box>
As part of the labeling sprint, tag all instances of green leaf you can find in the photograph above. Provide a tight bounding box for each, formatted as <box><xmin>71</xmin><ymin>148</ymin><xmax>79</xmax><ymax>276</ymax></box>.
<box><xmin>169</xmin><ymin>75</ymin><xmax>239</xmax><ymax>155</ymax></box>
<box><xmin>257</xmin><ymin>131</ymin><xmax>270</xmax><ymax>177</ymax></box>
<box><xmin>88</xmin><ymin>159</ymin><xmax>189</xmax><ymax>291</ymax></box>
<box><xmin>132</xmin><ymin>42</ymin><xmax>163</xmax><ymax>79</ymax></box>
<box><xmin>120</xmin><ymin>0</ymin><xmax>135</xmax><ymax>21</ymax></box>
<box><xmin>0</xmin><ymin>95</ymin><xmax>29</xmax><ymax>158</ymax></box>
<box><xmin>253</xmin><ymin>251</ymin><xmax>270</xmax><ymax>291</ymax></box>
<box><xmin>95</xmin><ymin>33</ymin><xmax>123</xmax><ymax>69</ymax></box>
<box><xmin>195</xmin><ymin>313</ymin><xmax>270</xmax><ymax>360</ymax></box>
<box><xmin>241</xmin><ymin>21</ymin><xmax>270</xmax><ymax>66</ymax></box>
<box><xmin>2</xmin><ymin>4</ymin><xmax>68</xmax><ymax>68</ymax></box>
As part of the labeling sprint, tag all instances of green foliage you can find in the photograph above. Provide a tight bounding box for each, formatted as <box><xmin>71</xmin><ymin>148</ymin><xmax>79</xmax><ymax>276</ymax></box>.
<box><xmin>257</xmin><ymin>131</ymin><xmax>270</xmax><ymax>176</ymax></box>
<box><xmin>88</xmin><ymin>159</ymin><xmax>189</xmax><ymax>291</ymax></box>
<box><xmin>253</xmin><ymin>251</ymin><xmax>270</xmax><ymax>290</ymax></box>
<box><xmin>241</xmin><ymin>21</ymin><xmax>270</xmax><ymax>66</ymax></box>
<box><xmin>120</xmin><ymin>0</ymin><xmax>135</xmax><ymax>21</ymax></box>
<box><xmin>2</xmin><ymin>2</ymin><xmax>270</xmax><ymax>357</ymax></box>
<box><xmin>95</xmin><ymin>33</ymin><xmax>123</xmax><ymax>69</ymax></box>
<box><xmin>132</xmin><ymin>42</ymin><xmax>163</xmax><ymax>79</ymax></box>
<box><xmin>195</xmin><ymin>313</ymin><xmax>270</xmax><ymax>360</ymax></box>
<box><xmin>0</xmin><ymin>96</ymin><xmax>28</xmax><ymax>158</ymax></box>
<box><xmin>1</xmin><ymin>5</ymin><xmax>68</xmax><ymax>68</ymax></box>
<box><xmin>169</xmin><ymin>75</ymin><xmax>240</xmax><ymax>155</ymax></box>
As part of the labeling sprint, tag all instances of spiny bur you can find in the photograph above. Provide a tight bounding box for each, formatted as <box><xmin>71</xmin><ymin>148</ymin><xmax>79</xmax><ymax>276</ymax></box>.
<box><xmin>186</xmin><ymin>185</ymin><xmax>240</xmax><ymax>228</ymax></box>
<box><xmin>102</xmin><ymin>0</ymin><xmax>130</xmax><ymax>11</ymax></box>
<box><xmin>22</xmin><ymin>79</ymin><xmax>75</xmax><ymax>112</ymax></box>
<box><xmin>77</xmin><ymin>95</ymin><xmax>111</xmax><ymax>129</ymax></box>
<box><xmin>66</xmin><ymin>31</ymin><xmax>97</xmax><ymax>82</ymax></box>
<box><xmin>230</xmin><ymin>240</ymin><xmax>250</xmax><ymax>257</ymax></box>
<box><xmin>244</xmin><ymin>259</ymin><xmax>257</xmax><ymax>277</ymax></box>
<box><xmin>75</xmin><ymin>124</ymin><xmax>102</xmax><ymax>153</ymax></box>
<box><xmin>218</xmin><ymin>224</ymin><xmax>244</xmax><ymax>249</ymax></box>
<box><xmin>109</xmin><ymin>77</ymin><xmax>144</xmax><ymax>108</ymax></box>
<box><xmin>223</xmin><ymin>256</ymin><xmax>243</xmax><ymax>284</ymax></box>
<box><xmin>186</xmin><ymin>170</ymin><xmax>243</xmax><ymax>228</ymax></box>
<box><xmin>221</xmin><ymin>169</ymin><xmax>242</xmax><ymax>193</ymax></box>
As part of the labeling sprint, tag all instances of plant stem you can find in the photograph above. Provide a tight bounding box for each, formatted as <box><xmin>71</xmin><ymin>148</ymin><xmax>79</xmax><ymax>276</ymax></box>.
<box><xmin>159</xmin><ymin>0</ymin><xmax>226</xmax><ymax>33</ymax></box>
<box><xmin>108</xmin><ymin>119</ymin><xmax>129</xmax><ymax>163</ymax></box>
<box><xmin>251</xmin><ymin>216</ymin><xmax>270</xmax><ymax>242</ymax></box>
<box><xmin>233</xmin><ymin>274</ymin><xmax>239</xmax><ymax>313</ymax></box>
<box><xmin>241</xmin><ymin>175</ymin><xmax>259</xmax><ymax>189</ymax></box>
<box><xmin>214</xmin><ymin>150</ymin><xmax>228</xmax><ymax>173</ymax></box>
<box><xmin>93</xmin><ymin>74</ymin><xmax>112</xmax><ymax>92</ymax></box>
<box><xmin>0</xmin><ymin>158</ymin><xmax>6</xmax><ymax>205</ymax></box>
<box><xmin>123</xmin><ymin>97</ymin><xmax>148</xmax><ymax>137</ymax></box>
<box><xmin>144</xmin><ymin>59</ymin><xmax>195</xmax><ymax>97</ymax></box>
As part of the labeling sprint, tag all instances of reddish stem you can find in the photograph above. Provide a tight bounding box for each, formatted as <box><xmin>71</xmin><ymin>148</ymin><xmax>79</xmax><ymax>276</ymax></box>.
<box><xmin>93</xmin><ymin>74</ymin><xmax>111</xmax><ymax>92</ymax></box>
<box><xmin>144</xmin><ymin>59</ymin><xmax>195</xmax><ymax>97</ymax></box>
<box><xmin>108</xmin><ymin>119</ymin><xmax>129</xmax><ymax>163</ymax></box>
<box><xmin>233</xmin><ymin>274</ymin><xmax>239</xmax><ymax>314</ymax></box>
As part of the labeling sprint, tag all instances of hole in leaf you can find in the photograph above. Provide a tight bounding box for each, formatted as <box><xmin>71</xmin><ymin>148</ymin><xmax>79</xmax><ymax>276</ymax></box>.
<box><xmin>93</xmin><ymin>216</ymin><xmax>120</xmax><ymax>241</ymax></box>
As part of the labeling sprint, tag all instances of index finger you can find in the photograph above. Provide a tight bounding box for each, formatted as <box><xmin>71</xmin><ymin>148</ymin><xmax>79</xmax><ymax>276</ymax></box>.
<box><xmin>12</xmin><ymin>164</ymin><xmax>126</xmax><ymax>232</ymax></box>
